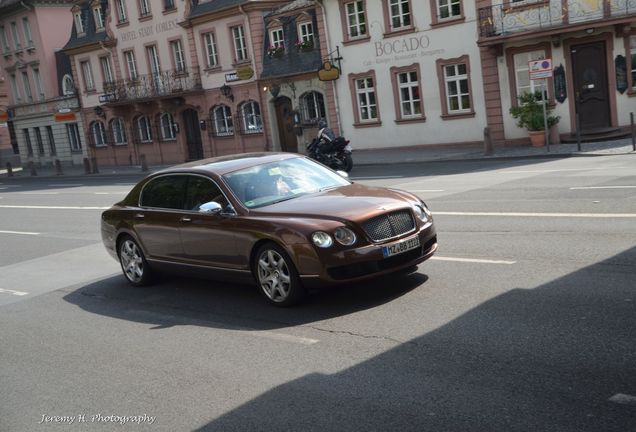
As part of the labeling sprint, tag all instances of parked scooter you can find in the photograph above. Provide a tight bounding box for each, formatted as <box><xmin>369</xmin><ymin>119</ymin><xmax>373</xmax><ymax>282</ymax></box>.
<box><xmin>306</xmin><ymin>136</ymin><xmax>353</xmax><ymax>172</ymax></box>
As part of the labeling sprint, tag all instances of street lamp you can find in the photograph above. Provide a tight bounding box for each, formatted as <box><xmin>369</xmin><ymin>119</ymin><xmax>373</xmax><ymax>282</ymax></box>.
<box><xmin>220</xmin><ymin>84</ymin><xmax>234</xmax><ymax>102</ymax></box>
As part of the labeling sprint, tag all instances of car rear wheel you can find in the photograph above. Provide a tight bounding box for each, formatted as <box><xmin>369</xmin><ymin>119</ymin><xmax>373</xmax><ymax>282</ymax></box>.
<box><xmin>118</xmin><ymin>236</ymin><xmax>153</xmax><ymax>286</ymax></box>
<box><xmin>254</xmin><ymin>243</ymin><xmax>305</xmax><ymax>306</ymax></box>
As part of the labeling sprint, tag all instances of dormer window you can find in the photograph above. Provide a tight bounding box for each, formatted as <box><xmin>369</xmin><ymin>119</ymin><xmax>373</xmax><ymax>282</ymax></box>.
<box><xmin>270</xmin><ymin>28</ymin><xmax>284</xmax><ymax>48</ymax></box>
<box><xmin>298</xmin><ymin>21</ymin><xmax>314</xmax><ymax>44</ymax></box>
<box><xmin>74</xmin><ymin>12</ymin><xmax>84</xmax><ymax>34</ymax></box>
<box><xmin>62</xmin><ymin>74</ymin><xmax>75</xmax><ymax>96</ymax></box>
<box><xmin>94</xmin><ymin>6</ymin><xmax>105</xmax><ymax>30</ymax></box>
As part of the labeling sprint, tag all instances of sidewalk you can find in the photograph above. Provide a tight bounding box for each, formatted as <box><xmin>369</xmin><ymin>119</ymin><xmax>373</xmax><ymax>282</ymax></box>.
<box><xmin>2</xmin><ymin>137</ymin><xmax>634</xmax><ymax>178</ymax></box>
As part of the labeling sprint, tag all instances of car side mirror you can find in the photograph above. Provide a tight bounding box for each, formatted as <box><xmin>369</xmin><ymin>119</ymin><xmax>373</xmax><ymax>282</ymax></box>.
<box><xmin>336</xmin><ymin>170</ymin><xmax>349</xmax><ymax>178</ymax></box>
<box><xmin>199</xmin><ymin>201</ymin><xmax>223</xmax><ymax>214</ymax></box>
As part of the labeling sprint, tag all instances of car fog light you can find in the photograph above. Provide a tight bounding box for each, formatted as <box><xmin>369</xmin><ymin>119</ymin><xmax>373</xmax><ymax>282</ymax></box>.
<box><xmin>334</xmin><ymin>227</ymin><xmax>356</xmax><ymax>246</ymax></box>
<box><xmin>312</xmin><ymin>231</ymin><xmax>333</xmax><ymax>248</ymax></box>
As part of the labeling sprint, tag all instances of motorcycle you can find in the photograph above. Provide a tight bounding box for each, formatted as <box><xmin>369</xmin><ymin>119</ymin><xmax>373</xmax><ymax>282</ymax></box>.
<box><xmin>306</xmin><ymin>136</ymin><xmax>353</xmax><ymax>172</ymax></box>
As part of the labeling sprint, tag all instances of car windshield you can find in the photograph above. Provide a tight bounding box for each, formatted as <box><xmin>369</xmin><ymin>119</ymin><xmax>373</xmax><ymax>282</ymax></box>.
<box><xmin>222</xmin><ymin>157</ymin><xmax>350</xmax><ymax>209</ymax></box>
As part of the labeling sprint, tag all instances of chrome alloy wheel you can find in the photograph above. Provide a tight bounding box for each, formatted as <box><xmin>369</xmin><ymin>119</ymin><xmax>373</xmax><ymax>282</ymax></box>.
<box><xmin>120</xmin><ymin>239</ymin><xmax>145</xmax><ymax>284</ymax></box>
<box><xmin>257</xmin><ymin>249</ymin><xmax>292</xmax><ymax>302</ymax></box>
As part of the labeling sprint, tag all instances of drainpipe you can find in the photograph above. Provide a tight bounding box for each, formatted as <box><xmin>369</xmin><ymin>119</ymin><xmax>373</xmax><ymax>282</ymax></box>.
<box><xmin>316</xmin><ymin>0</ymin><xmax>342</xmax><ymax>136</ymax></box>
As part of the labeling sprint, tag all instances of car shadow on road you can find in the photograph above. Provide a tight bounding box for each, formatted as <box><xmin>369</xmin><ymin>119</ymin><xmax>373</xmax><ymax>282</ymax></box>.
<box><xmin>62</xmin><ymin>269</ymin><xmax>428</xmax><ymax>330</ymax></box>
<box><xmin>182</xmin><ymin>246</ymin><xmax>636</xmax><ymax>432</ymax></box>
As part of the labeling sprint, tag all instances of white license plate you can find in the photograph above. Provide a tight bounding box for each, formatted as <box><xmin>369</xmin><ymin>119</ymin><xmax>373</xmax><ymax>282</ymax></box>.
<box><xmin>382</xmin><ymin>235</ymin><xmax>421</xmax><ymax>258</ymax></box>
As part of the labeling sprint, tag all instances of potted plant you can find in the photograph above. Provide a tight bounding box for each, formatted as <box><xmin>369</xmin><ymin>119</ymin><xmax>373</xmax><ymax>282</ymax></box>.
<box><xmin>295</xmin><ymin>39</ymin><xmax>313</xmax><ymax>52</ymax></box>
<box><xmin>267</xmin><ymin>45</ymin><xmax>285</xmax><ymax>58</ymax></box>
<box><xmin>509</xmin><ymin>91</ymin><xmax>559</xmax><ymax>147</ymax></box>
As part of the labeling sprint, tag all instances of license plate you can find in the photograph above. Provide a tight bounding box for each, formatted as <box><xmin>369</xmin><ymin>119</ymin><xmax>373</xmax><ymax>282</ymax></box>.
<box><xmin>382</xmin><ymin>235</ymin><xmax>421</xmax><ymax>258</ymax></box>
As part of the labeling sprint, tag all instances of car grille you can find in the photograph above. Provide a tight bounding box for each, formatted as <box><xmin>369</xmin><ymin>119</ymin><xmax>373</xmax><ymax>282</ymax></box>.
<box><xmin>361</xmin><ymin>210</ymin><xmax>415</xmax><ymax>241</ymax></box>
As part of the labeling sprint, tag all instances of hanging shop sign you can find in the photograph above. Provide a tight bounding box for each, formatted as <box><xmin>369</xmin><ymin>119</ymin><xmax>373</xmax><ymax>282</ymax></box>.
<box><xmin>236</xmin><ymin>65</ymin><xmax>254</xmax><ymax>80</ymax></box>
<box><xmin>553</xmin><ymin>64</ymin><xmax>567</xmax><ymax>103</ymax></box>
<box><xmin>615</xmin><ymin>55</ymin><xmax>628</xmax><ymax>94</ymax></box>
<box><xmin>318</xmin><ymin>61</ymin><xmax>340</xmax><ymax>81</ymax></box>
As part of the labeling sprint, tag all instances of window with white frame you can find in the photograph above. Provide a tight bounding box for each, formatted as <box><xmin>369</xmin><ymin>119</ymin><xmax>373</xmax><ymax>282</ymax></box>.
<box><xmin>170</xmin><ymin>40</ymin><xmax>186</xmax><ymax>72</ymax></box>
<box><xmin>62</xmin><ymin>74</ymin><xmax>75</xmax><ymax>95</ymax></box>
<box><xmin>80</xmin><ymin>60</ymin><xmax>95</xmax><ymax>91</ymax></box>
<box><xmin>22</xmin><ymin>17</ymin><xmax>33</xmax><ymax>46</ymax></box>
<box><xmin>397</xmin><ymin>71</ymin><xmax>421</xmax><ymax>117</ymax></box>
<box><xmin>100</xmin><ymin>56</ymin><xmax>114</xmax><ymax>85</ymax></box>
<box><xmin>137</xmin><ymin>116</ymin><xmax>152</xmax><ymax>142</ymax></box>
<box><xmin>74</xmin><ymin>12</ymin><xmax>84</xmax><ymax>34</ymax></box>
<box><xmin>91</xmin><ymin>121</ymin><xmax>107</xmax><ymax>147</ymax></box>
<box><xmin>389</xmin><ymin>0</ymin><xmax>411</xmax><ymax>30</ymax></box>
<box><xmin>11</xmin><ymin>22</ymin><xmax>21</xmax><ymax>49</ymax></box>
<box><xmin>139</xmin><ymin>0</ymin><xmax>151</xmax><ymax>17</ymax></box>
<box><xmin>66</xmin><ymin>123</ymin><xmax>82</xmax><ymax>151</ymax></box>
<box><xmin>630</xmin><ymin>35</ymin><xmax>636</xmax><ymax>90</ymax></box>
<box><xmin>301</xmin><ymin>91</ymin><xmax>326</xmax><ymax>123</ymax></box>
<box><xmin>437</xmin><ymin>0</ymin><xmax>461</xmax><ymax>19</ymax></box>
<box><xmin>513</xmin><ymin>50</ymin><xmax>547</xmax><ymax>100</ymax></box>
<box><xmin>110</xmin><ymin>118</ymin><xmax>127</xmax><ymax>144</ymax></box>
<box><xmin>443</xmin><ymin>63</ymin><xmax>471</xmax><ymax>112</ymax></box>
<box><xmin>21</xmin><ymin>71</ymin><xmax>32</xmax><ymax>102</ymax></box>
<box><xmin>212</xmin><ymin>105</ymin><xmax>233</xmax><ymax>136</ymax></box>
<box><xmin>10</xmin><ymin>73</ymin><xmax>21</xmax><ymax>102</ymax></box>
<box><xmin>232</xmin><ymin>25</ymin><xmax>248</xmax><ymax>62</ymax></box>
<box><xmin>355</xmin><ymin>77</ymin><xmax>377</xmax><ymax>122</ymax></box>
<box><xmin>125</xmin><ymin>50</ymin><xmax>138</xmax><ymax>80</ymax></box>
<box><xmin>298</xmin><ymin>22</ymin><xmax>313</xmax><ymax>43</ymax></box>
<box><xmin>239</xmin><ymin>101</ymin><xmax>262</xmax><ymax>134</ymax></box>
<box><xmin>116</xmin><ymin>0</ymin><xmax>128</xmax><ymax>23</ymax></box>
<box><xmin>160</xmin><ymin>112</ymin><xmax>177</xmax><ymax>140</ymax></box>
<box><xmin>345</xmin><ymin>1</ymin><xmax>367</xmax><ymax>39</ymax></box>
<box><xmin>0</xmin><ymin>26</ymin><xmax>9</xmax><ymax>52</ymax></box>
<box><xmin>270</xmin><ymin>28</ymin><xmax>284</xmax><ymax>48</ymax></box>
<box><xmin>33</xmin><ymin>68</ymin><xmax>44</xmax><ymax>101</ymax></box>
<box><xmin>203</xmin><ymin>32</ymin><xmax>218</xmax><ymax>68</ymax></box>
<box><xmin>94</xmin><ymin>6</ymin><xmax>105</xmax><ymax>30</ymax></box>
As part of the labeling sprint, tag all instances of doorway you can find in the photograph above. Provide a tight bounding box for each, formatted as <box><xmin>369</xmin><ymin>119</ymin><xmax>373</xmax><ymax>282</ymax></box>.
<box><xmin>182</xmin><ymin>109</ymin><xmax>204</xmax><ymax>161</ymax></box>
<box><xmin>274</xmin><ymin>97</ymin><xmax>298</xmax><ymax>153</ymax></box>
<box><xmin>570</xmin><ymin>41</ymin><xmax>611</xmax><ymax>132</ymax></box>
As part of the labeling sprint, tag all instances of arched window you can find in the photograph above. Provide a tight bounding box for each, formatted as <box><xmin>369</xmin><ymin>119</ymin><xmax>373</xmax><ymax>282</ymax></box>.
<box><xmin>211</xmin><ymin>105</ymin><xmax>233</xmax><ymax>137</ymax></box>
<box><xmin>159</xmin><ymin>112</ymin><xmax>177</xmax><ymax>140</ymax></box>
<box><xmin>110</xmin><ymin>118</ymin><xmax>127</xmax><ymax>145</ymax></box>
<box><xmin>136</xmin><ymin>115</ymin><xmax>152</xmax><ymax>143</ymax></box>
<box><xmin>62</xmin><ymin>74</ymin><xmax>75</xmax><ymax>96</ymax></box>
<box><xmin>238</xmin><ymin>101</ymin><xmax>262</xmax><ymax>134</ymax></box>
<box><xmin>90</xmin><ymin>121</ymin><xmax>107</xmax><ymax>147</ymax></box>
<box><xmin>300</xmin><ymin>91</ymin><xmax>325</xmax><ymax>124</ymax></box>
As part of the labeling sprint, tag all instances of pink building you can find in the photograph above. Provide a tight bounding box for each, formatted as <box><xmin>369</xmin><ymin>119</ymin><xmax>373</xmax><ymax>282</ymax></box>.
<box><xmin>0</xmin><ymin>0</ymin><xmax>87</xmax><ymax>167</ymax></box>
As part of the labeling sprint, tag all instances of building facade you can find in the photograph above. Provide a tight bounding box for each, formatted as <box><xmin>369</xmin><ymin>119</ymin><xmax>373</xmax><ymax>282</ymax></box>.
<box><xmin>0</xmin><ymin>74</ymin><xmax>14</xmax><ymax>165</ymax></box>
<box><xmin>0</xmin><ymin>0</ymin><xmax>87</xmax><ymax>168</ymax></box>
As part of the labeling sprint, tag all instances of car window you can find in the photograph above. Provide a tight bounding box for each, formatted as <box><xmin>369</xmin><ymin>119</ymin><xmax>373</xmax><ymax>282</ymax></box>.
<box><xmin>140</xmin><ymin>175</ymin><xmax>188</xmax><ymax>210</ymax></box>
<box><xmin>223</xmin><ymin>157</ymin><xmax>350</xmax><ymax>208</ymax></box>
<box><xmin>185</xmin><ymin>176</ymin><xmax>229</xmax><ymax>211</ymax></box>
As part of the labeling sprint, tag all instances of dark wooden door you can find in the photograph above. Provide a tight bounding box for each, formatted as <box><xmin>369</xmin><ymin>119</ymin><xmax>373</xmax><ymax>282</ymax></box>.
<box><xmin>182</xmin><ymin>108</ymin><xmax>204</xmax><ymax>161</ymax></box>
<box><xmin>571</xmin><ymin>41</ymin><xmax>610</xmax><ymax>131</ymax></box>
<box><xmin>274</xmin><ymin>97</ymin><xmax>298</xmax><ymax>153</ymax></box>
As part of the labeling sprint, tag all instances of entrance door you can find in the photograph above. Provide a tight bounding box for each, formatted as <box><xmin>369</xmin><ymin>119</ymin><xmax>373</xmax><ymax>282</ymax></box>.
<box><xmin>182</xmin><ymin>109</ymin><xmax>204</xmax><ymax>161</ymax></box>
<box><xmin>571</xmin><ymin>41</ymin><xmax>611</xmax><ymax>131</ymax></box>
<box><xmin>274</xmin><ymin>97</ymin><xmax>298</xmax><ymax>153</ymax></box>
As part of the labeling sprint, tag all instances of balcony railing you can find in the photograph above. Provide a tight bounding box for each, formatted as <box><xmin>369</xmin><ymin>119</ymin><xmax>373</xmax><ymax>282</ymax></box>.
<box><xmin>102</xmin><ymin>67</ymin><xmax>202</xmax><ymax>103</ymax></box>
<box><xmin>479</xmin><ymin>0</ymin><xmax>636</xmax><ymax>38</ymax></box>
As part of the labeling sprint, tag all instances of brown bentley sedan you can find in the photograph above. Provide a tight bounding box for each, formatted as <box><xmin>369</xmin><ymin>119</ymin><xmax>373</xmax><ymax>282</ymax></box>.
<box><xmin>101</xmin><ymin>153</ymin><xmax>437</xmax><ymax>306</ymax></box>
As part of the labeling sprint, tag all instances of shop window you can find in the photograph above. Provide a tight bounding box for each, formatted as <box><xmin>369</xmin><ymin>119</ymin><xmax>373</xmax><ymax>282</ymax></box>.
<box><xmin>390</xmin><ymin>64</ymin><xmax>425</xmax><ymax>122</ymax></box>
<box><xmin>159</xmin><ymin>112</ymin><xmax>177</xmax><ymax>140</ymax></box>
<box><xmin>300</xmin><ymin>91</ymin><xmax>326</xmax><ymax>124</ymax></box>
<box><xmin>110</xmin><ymin>118</ymin><xmax>127</xmax><ymax>145</ymax></box>
<box><xmin>348</xmin><ymin>72</ymin><xmax>380</xmax><ymax>127</ymax></box>
<box><xmin>136</xmin><ymin>116</ymin><xmax>153</xmax><ymax>143</ymax></box>
<box><xmin>238</xmin><ymin>101</ymin><xmax>263</xmax><ymax>134</ymax></box>
<box><xmin>211</xmin><ymin>105</ymin><xmax>234</xmax><ymax>137</ymax></box>
<box><xmin>91</xmin><ymin>121</ymin><xmax>107</xmax><ymax>147</ymax></box>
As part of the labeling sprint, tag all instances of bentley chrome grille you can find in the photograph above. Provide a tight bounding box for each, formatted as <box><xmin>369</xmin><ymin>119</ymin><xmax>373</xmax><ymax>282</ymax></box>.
<box><xmin>361</xmin><ymin>210</ymin><xmax>415</xmax><ymax>242</ymax></box>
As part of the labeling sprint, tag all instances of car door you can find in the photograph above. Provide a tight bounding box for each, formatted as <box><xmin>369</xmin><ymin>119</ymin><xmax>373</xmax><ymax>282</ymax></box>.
<box><xmin>134</xmin><ymin>174</ymin><xmax>187</xmax><ymax>261</ymax></box>
<box><xmin>179</xmin><ymin>175</ymin><xmax>240</xmax><ymax>268</ymax></box>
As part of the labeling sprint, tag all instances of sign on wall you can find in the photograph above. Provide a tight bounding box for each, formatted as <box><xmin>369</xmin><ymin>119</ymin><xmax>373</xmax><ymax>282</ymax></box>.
<box><xmin>529</xmin><ymin>59</ymin><xmax>553</xmax><ymax>80</ymax></box>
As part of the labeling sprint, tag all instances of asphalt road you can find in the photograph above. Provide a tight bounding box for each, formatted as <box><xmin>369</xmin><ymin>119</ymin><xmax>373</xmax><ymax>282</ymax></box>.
<box><xmin>1</xmin><ymin>155</ymin><xmax>635</xmax><ymax>431</ymax></box>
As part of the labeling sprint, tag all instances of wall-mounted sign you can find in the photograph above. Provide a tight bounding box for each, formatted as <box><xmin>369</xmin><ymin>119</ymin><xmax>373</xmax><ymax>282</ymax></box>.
<box><xmin>236</xmin><ymin>65</ymin><xmax>254</xmax><ymax>80</ymax></box>
<box><xmin>225</xmin><ymin>72</ymin><xmax>240</xmax><ymax>82</ymax></box>
<box><xmin>554</xmin><ymin>64</ymin><xmax>567</xmax><ymax>103</ymax></box>
<box><xmin>99</xmin><ymin>93</ymin><xmax>117</xmax><ymax>103</ymax></box>
<box><xmin>54</xmin><ymin>111</ymin><xmax>76</xmax><ymax>122</ymax></box>
<box><xmin>529</xmin><ymin>58</ymin><xmax>553</xmax><ymax>80</ymax></box>
<box><xmin>0</xmin><ymin>110</ymin><xmax>8</xmax><ymax>122</ymax></box>
<box><xmin>615</xmin><ymin>55</ymin><xmax>627</xmax><ymax>94</ymax></box>
<box><xmin>318</xmin><ymin>62</ymin><xmax>340</xmax><ymax>81</ymax></box>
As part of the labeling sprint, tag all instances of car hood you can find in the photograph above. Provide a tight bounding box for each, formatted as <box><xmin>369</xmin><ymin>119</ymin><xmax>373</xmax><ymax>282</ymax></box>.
<box><xmin>250</xmin><ymin>183</ymin><xmax>417</xmax><ymax>222</ymax></box>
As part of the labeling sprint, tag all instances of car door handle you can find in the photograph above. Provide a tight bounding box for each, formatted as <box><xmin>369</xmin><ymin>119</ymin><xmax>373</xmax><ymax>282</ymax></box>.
<box><xmin>180</xmin><ymin>216</ymin><xmax>192</xmax><ymax>223</ymax></box>
<box><xmin>134</xmin><ymin>213</ymin><xmax>145</xmax><ymax>219</ymax></box>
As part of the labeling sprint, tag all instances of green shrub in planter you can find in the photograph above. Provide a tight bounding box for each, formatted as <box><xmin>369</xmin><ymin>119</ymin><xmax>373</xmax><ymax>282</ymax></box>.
<box><xmin>510</xmin><ymin>91</ymin><xmax>559</xmax><ymax>132</ymax></box>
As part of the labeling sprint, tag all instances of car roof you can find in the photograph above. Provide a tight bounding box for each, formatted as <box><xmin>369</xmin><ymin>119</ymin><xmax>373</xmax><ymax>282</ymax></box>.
<box><xmin>153</xmin><ymin>152</ymin><xmax>302</xmax><ymax>176</ymax></box>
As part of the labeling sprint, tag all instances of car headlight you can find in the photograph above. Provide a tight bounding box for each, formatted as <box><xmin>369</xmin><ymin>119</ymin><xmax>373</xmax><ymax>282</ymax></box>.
<box><xmin>311</xmin><ymin>231</ymin><xmax>333</xmax><ymax>248</ymax></box>
<box><xmin>413</xmin><ymin>204</ymin><xmax>430</xmax><ymax>223</ymax></box>
<box><xmin>334</xmin><ymin>227</ymin><xmax>356</xmax><ymax>246</ymax></box>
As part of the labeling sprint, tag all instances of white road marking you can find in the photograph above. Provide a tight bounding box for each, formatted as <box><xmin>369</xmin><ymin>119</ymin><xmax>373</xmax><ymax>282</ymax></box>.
<box><xmin>410</xmin><ymin>189</ymin><xmax>445</xmax><ymax>193</ymax></box>
<box><xmin>354</xmin><ymin>176</ymin><xmax>404</xmax><ymax>179</ymax></box>
<box><xmin>0</xmin><ymin>230</ymin><xmax>40</xmax><ymax>236</ymax></box>
<box><xmin>18</xmin><ymin>192</ymin><xmax>60</xmax><ymax>195</ymax></box>
<box><xmin>431</xmin><ymin>256</ymin><xmax>516</xmax><ymax>265</ymax></box>
<box><xmin>570</xmin><ymin>186</ymin><xmax>636</xmax><ymax>190</ymax></box>
<box><xmin>435</xmin><ymin>211</ymin><xmax>636</xmax><ymax>218</ymax></box>
<box><xmin>608</xmin><ymin>393</ymin><xmax>636</xmax><ymax>406</ymax></box>
<box><xmin>0</xmin><ymin>205</ymin><xmax>109</xmax><ymax>210</ymax></box>
<box><xmin>94</xmin><ymin>192</ymin><xmax>124</xmax><ymax>195</ymax></box>
<box><xmin>0</xmin><ymin>288</ymin><xmax>29</xmax><ymax>296</ymax></box>
<box><xmin>48</xmin><ymin>183</ymin><xmax>83</xmax><ymax>187</ymax></box>
<box><xmin>250</xmin><ymin>331</ymin><xmax>319</xmax><ymax>345</ymax></box>
<box><xmin>502</xmin><ymin>168</ymin><xmax>608</xmax><ymax>173</ymax></box>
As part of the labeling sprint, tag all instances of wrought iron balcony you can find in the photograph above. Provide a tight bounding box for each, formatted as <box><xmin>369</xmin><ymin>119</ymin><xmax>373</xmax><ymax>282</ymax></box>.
<box><xmin>101</xmin><ymin>67</ymin><xmax>202</xmax><ymax>103</ymax></box>
<box><xmin>479</xmin><ymin>0</ymin><xmax>636</xmax><ymax>38</ymax></box>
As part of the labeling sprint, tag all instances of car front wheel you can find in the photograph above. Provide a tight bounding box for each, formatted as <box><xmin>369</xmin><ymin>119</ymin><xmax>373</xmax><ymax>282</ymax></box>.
<box><xmin>118</xmin><ymin>236</ymin><xmax>153</xmax><ymax>286</ymax></box>
<box><xmin>254</xmin><ymin>243</ymin><xmax>305</xmax><ymax>306</ymax></box>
